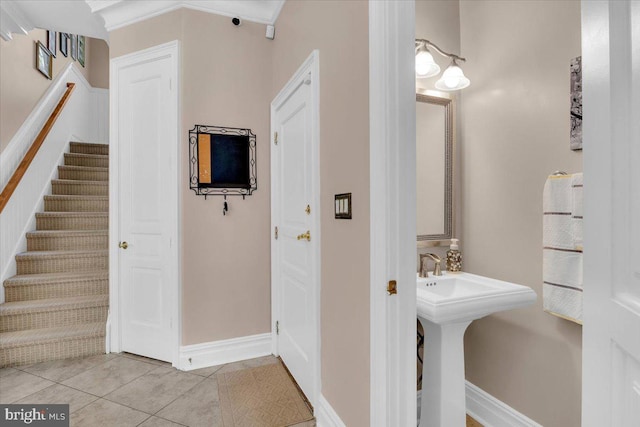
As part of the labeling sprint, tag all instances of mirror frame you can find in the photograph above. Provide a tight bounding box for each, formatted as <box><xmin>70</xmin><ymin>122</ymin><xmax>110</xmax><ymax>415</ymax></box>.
<box><xmin>416</xmin><ymin>93</ymin><xmax>454</xmax><ymax>246</ymax></box>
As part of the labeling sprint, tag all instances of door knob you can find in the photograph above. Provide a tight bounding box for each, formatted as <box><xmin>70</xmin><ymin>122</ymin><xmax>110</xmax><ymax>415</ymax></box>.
<box><xmin>119</xmin><ymin>241</ymin><xmax>129</xmax><ymax>249</ymax></box>
<box><xmin>296</xmin><ymin>231</ymin><xmax>311</xmax><ymax>241</ymax></box>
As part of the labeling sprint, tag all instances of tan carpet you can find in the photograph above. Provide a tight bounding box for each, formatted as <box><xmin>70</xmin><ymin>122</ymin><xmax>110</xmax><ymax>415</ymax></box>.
<box><xmin>217</xmin><ymin>361</ymin><xmax>314</xmax><ymax>427</ymax></box>
<box><xmin>1</xmin><ymin>142</ymin><xmax>108</xmax><ymax>367</ymax></box>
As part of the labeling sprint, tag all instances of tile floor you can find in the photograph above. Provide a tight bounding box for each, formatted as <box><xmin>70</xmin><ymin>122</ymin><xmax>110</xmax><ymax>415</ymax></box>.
<box><xmin>0</xmin><ymin>353</ymin><xmax>314</xmax><ymax>427</ymax></box>
<box><xmin>1</xmin><ymin>352</ymin><xmax>484</xmax><ymax>427</ymax></box>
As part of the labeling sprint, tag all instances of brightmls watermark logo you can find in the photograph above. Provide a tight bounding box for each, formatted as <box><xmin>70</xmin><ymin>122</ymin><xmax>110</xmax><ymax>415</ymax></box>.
<box><xmin>1</xmin><ymin>405</ymin><xmax>69</xmax><ymax>426</ymax></box>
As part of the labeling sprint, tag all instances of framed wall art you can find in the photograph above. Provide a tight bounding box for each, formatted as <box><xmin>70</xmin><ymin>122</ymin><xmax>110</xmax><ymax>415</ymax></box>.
<box><xmin>189</xmin><ymin>125</ymin><xmax>257</xmax><ymax>198</ymax></box>
<box><xmin>71</xmin><ymin>34</ymin><xmax>77</xmax><ymax>61</ymax></box>
<box><xmin>60</xmin><ymin>33</ymin><xmax>69</xmax><ymax>57</ymax></box>
<box><xmin>570</xmin><ymin>56</ymin><xmax>582</xmax><ymax>151</ymax></box>
<box><xmin>36</xmin><ymin>41</ymin><xmax>53</xmax><ymax>79</ymax></box>
<box><xmin>78</xmin><ymin>35</ymin><xmax>86</xmax><ymax>67</ymax></box>
<box><xmin>47</xmin><ymin>30</ymin><xmax>57</xmax><ymax>58</ymax></box>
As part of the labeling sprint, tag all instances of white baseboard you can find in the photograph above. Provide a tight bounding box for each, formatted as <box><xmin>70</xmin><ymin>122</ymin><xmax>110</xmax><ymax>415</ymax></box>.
<box><xmin>316</xmin><ymin>394</ymin><xmax>346</xmax><ymax>427</ymax></box>
<box><xmin>465</xmin><ymin>381</ymin><xmax>542</xmax><ymax>427</ymax></box>
<box><xmin>415</xmin><ymin>384</ymin><xmax>541</xmax><ymax>427</ymax></box>
<box><xmin>178</xmin><ymin>333</ymin><xmax>271</xmax><ymax>371</ymax></box>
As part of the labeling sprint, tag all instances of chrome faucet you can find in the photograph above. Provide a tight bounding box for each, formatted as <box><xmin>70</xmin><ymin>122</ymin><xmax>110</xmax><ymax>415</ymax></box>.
<box><xmin>419</xmin><ymin>253</ymin><xmax>442</xmax><ymax>278</ymax></box>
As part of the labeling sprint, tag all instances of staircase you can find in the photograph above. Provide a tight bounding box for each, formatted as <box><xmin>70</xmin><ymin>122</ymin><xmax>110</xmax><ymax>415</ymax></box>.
<box><xmin>0</xmin><ymin>142</ymin><xmax>109</xmax><ymax>367</ymax></box>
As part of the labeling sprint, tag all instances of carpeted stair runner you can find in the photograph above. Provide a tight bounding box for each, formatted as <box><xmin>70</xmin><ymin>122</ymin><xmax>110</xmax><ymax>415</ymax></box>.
<box><xmin>1</xmin><ymin>142</ymin><xmax>109</xmax><ymax>367</ymax></box>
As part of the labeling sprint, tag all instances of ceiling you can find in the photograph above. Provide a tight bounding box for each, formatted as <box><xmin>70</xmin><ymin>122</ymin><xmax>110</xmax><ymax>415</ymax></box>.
<box><xmin>1</xmin><ymin>0</ymin><xmax>286</xmax><ymax>42</ymax></box>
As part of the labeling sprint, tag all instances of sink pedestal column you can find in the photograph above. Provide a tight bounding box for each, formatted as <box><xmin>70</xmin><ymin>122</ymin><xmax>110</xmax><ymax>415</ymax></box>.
<box><xmin>418</xmin><ymin>318</ymin><xmax>472</xmax><ymax>427</ymax></box>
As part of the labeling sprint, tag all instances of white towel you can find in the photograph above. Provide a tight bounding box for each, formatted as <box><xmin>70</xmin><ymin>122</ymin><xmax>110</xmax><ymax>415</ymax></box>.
<box><xmin>543</xmin><ymin>173</ymin><xmax>583</xmax><ymax>324</ymax></box>
<box><xmin>543</xmin><ymin>176</ymin><xmax>573</xmax><ymax>249</ymax></box>
<box><xmin>571</xmin><ymin>173</ymin><xmax>583</xmax><ymax>251</ymax></box>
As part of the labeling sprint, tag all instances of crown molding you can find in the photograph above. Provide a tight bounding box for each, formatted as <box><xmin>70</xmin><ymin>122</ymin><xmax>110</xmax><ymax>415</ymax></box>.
<box><xmin>0</xmin><ymin>0</ymin><xmax>34</xmax><ymax>41</ymax></box>
<box><xmin>86</xmin><ymin>0</ymin><xmax>285</xmax><ymax>32</ymax></box>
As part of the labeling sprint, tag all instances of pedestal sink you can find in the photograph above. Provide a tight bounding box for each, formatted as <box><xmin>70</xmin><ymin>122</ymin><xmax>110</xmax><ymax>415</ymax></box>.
<box><xmin>416</xmin><ymin>272</ymin><xmax>536</xmax><ymax>427</ymax></box>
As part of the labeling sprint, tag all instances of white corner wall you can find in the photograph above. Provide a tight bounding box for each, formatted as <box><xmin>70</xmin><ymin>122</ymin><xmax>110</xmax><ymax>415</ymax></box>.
<box><xmin>0</xmin><ymin>63</ymin><xmax>108</xmax><ymax>298</ymax></box>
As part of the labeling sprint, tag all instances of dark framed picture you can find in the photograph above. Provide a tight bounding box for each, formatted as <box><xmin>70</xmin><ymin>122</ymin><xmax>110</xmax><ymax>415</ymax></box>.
<box><xmin>60</xmin><ymin>33</ymin><xmax>69</xmax><ymax>57</ymax></box>
<box><xmin>47</xmin><ymin>30</ymin><xmax>57</xmax><ymax>58</ymax></box>
<box><xmin>36</xmin><ymin>41</ymin><xmax>53</xmax><ymax>79</ymax></box>
<box><xmin>188</xmin><ymin>125</ymin><xmax>257</xmax><ymax>198</ymax></box>
<box><xmin>78</xmin><ymin>35</ymin><xmax>86</xmax><ymax>68</ymax></box>
<box><xmin>71</xmin><ymin>34</ymin><xmax>77</xmax><ymax>61</ymax></box>
<box><xmin>570</xmin><ymin>56</ymin><xmax>582</xmax><ymax>151</ymax></box>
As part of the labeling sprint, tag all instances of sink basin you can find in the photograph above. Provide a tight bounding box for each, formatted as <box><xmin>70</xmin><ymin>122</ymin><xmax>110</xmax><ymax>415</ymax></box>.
<box><xmin>417</xmin><ymin>271</ymin><xmax>536</xmax><ymax>324</ymax></box>
<box><xmin>416</xmin><ymin>272</ymin><xmax>536</xmax><ymax>427</ymax></box>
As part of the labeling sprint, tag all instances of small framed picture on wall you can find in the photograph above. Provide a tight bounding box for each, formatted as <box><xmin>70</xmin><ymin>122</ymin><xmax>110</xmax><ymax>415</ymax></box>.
<box><xmin>78</xmin><ymin>35</ymin><xmax>86</xmax><ymax>68</ymax></box>
<box><xmin>570</xmin><ymin>56</ymin><xmax>582</xmax><ymax>150</ymax></box>
<box><xmin>36</xmin><ymin>41</ymin><xmax>53</xmax><ymax>79</ymax></box>
<box><xmin>60</xmin><ymin>33</ymin><xmax>69</xmax><ymax>57</ymax></box>
<box><xmin>71</xmin><ymin>34</ymin><xmax>77</xmax><ymax>61</ymax></box>
<box><xmin>47</xmin><ymin>30</ymin><xmax>57</xmax><ymax>58</ymax></box>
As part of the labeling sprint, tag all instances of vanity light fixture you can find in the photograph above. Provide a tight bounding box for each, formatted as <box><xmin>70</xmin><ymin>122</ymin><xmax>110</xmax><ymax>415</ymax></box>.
<box><xmin>415</xmin><ymin>39</ymin><xmax>470</xmax><ymax>91</ymax></box>
<box><xmin>415</xmin><ymin>42</ymin><xmax>440</xmax><ymax>78</ymax></box>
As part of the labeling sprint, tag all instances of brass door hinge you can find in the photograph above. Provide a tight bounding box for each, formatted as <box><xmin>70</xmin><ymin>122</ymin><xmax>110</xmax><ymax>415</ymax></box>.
<box><xmin>274</xmin><ymin>132</ymin><xmax>278</xmax><ymax>145</ymax></box>
<box><xmin>276</xmin><ymin>320</ymin><xmax>279</xmax><ymax>335</ymax></box>
<box><xmin>305</xmin><ymin>204</ymin><xmax>311</xmax><ymax>215</ymax></box>
<box><xmin>387</xmin><ymin>280</ymin><xmax>397</xmax><ymax>295</ymax></box>
<box><xmin>274</xmin><ymin>226</ymin><xmax>278</xmax><ymax>240</ymax></box>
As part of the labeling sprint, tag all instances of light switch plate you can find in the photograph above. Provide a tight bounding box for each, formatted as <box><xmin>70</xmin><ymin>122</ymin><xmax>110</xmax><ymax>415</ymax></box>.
<box><xmin>334</xmin><ymin>193</ymin><xmax>352</xmax><ymax>219</ymax></box>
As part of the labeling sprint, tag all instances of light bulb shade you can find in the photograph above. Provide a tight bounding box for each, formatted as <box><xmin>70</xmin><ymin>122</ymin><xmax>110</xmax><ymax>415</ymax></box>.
<box><xmin>435</xmin><ymin>62</ymin><xmax>470</xmax><ymax>91</ymax></box>
<box><xmin>415</xmin><ymin>48</ymin><xmax>440</xmax><ymax>78</ymax></box>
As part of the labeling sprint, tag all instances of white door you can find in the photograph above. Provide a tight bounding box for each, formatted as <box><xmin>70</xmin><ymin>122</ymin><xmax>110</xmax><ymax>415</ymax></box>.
<box><xmin>582</xmin><ymin>1</ymin><xmax>640</xmax><ymax>426</ymax></box>
<box><xmin>113</xmin><ymin>43</ymin><xmax>179</xmax><ymax>362</ymax></box>
<box><xmin>271</xmin><ymin>52</ymin><xmax>320</xmax><ymax>407</ymax></box>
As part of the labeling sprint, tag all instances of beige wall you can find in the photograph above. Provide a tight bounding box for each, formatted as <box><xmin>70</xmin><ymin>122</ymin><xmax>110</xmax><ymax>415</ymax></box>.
<box><xmin>87</xmin><ymin>38</ymin><xmax>109</xmax><ymax>89</ymax></box>
<box><xmin>110</xmin><ymin>5</ymin><xmax>370</xmax><ymax>423</ymax></box>
<box><xmin>110</xmin><ymin>9</ymin><xmax>273</xmax><ymax>345</ymax></box>
<box><xmin>0</xmin><ymin>30</ymin><xmax>108</xmax><ymax>152</ymax></box>
<box><xmin>271</xmin><ymin>1</ymin><xmax>370</xmax><ymax>425</ymax></box>
<box><xmin>181</xmin><ymin>9</ymin><xmax>273</xmax><ymax>344</ymax></box>
<box><xmin>459</xmin><ymin>1</ymin><xmax>583</xmax><ymax>426</ymax></box>
<box><xmin>109</xmin><ymin>9</ymin><xmax>184</xmax><ymax>58</ymax></box>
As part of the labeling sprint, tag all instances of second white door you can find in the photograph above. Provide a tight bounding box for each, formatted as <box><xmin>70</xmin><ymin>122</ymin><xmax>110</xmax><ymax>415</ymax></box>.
<box><xmin>114</xmin><ymin>43</ymin><xmax>179</xmax><ymax>363</ymax></box>
<box><xmin>271</xmin><ymin>52</ymin><xmax>320</xmax><ymax>407</ymax></box>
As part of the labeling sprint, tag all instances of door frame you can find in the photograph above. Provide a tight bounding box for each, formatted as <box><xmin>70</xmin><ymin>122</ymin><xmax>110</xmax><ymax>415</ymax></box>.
<box><xmin>369</xmin><ymin>1</ymin><xmax>417</xmax><ymax>425</ymax></box>
<box><xmin>270</xmin><ymin>50</ymin><xmax>321</xmax><ymax>408</ymax></box>
<box><xmin>108</xmin><ymin>40</ymin><xmax>181</xmax><ymax>366</ymax></box>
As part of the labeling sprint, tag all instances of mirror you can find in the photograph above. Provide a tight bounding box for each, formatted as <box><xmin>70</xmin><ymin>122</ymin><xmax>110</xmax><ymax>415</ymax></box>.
<box><xmin>416</xmin><ymin>93</ymin><xmax>453</xmax><ymax>245</ymax></box>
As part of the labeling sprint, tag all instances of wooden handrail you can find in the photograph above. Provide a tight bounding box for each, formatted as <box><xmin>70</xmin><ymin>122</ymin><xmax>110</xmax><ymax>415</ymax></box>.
<box><xmin>0</xmin><ymin>83</ymin><xmax>76</xmax><ymax>213</ymax></box>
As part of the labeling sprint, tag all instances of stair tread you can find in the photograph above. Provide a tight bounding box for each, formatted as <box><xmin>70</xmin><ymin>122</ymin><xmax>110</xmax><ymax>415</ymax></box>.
<box><xmin>44</xmin><ymin>195</ymin><xmax>108</xmax><ymax>200</ymax></box>
<box><xmin>58</xmin><ymin>165</ymin><xmax>109</xmax><ymax>173</ymax></box>
<box><xmin>52</xmin><ymin>179</ymin><xmax>108</xmax><ymax>186</ymax></box>
<box><xmin>4</xmin><ymin>271</ymin><xmax>109</xmax><ymax>286</ymax></box>
<box><xmin>65</xmin><ymin>153</ymin><xmax>108</xmax><ymax>159</ymax></box>
<box><xmin>16</xmin><ymin>250</ymin><xmax>108</xmax><ymax>260</ymax></box>
<box><xmin>0</xmin><ymin>295</ymin><xmax>109</xmax><ymax>315</ymax></box>
<box><xmin>27</xmin><ymin>230</ymin><xmax>108</xmax><ymax>237</ymax></box>
<box><xmin>0</xmin><ymin>322</ymin><xmax>105</xmax><ymax>348</ymax></box>
<box><xmin>70</xmin><ymin>142</ymin><xmax>109</xmax><ymax>148</ymax></box>
<box><xmin>36</xmin><ymin>212</ymin><xmax>108</xmax><ymax>217</ymax></box>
